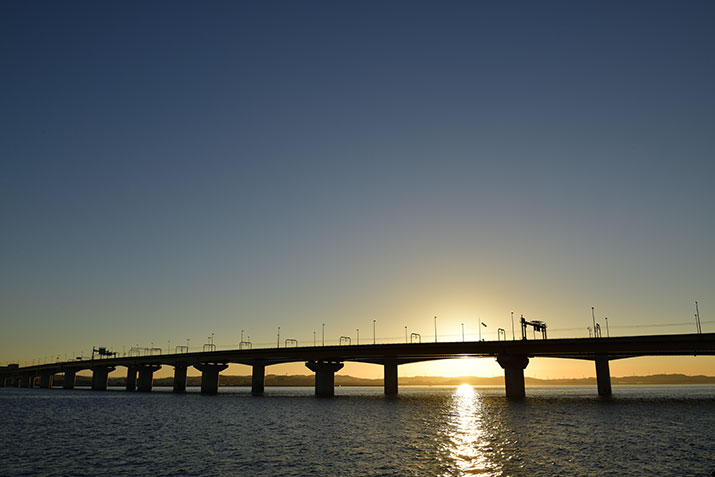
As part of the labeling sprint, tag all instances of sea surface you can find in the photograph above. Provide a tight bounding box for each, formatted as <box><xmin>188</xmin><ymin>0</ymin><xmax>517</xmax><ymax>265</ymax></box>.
<box><xmin>1</xmin><ymin>385</ymin><xmax>714</xmax><ymax>476</ymax></box>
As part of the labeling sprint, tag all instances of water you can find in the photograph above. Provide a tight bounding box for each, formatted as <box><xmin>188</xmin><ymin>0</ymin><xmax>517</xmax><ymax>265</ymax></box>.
<box><xmin>1</xmin><ymin>385</ymin><xmax>714</xmax><ymax>476</ymax></box>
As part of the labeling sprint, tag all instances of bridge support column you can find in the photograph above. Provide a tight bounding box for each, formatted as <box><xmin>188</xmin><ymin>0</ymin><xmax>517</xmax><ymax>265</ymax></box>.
<box><xmin>20</xmin><ymin>374</ymin><xmax>34</xmax><ymax>388</ymax></box>
<box><xmin>39</xmin><ymin>372</ymin><xmax>53</xmax><ymax>389</ymax></box>
<box><xmin>126</xmin><ymin>367</ymin><xmax>137</xmax><ymax>391</ymax></box>
<box><xmin>384</xmin><ymin>360</ymin><xmax>398</xmax><ymax>396</ymax></box>
<box><xmin>497</xmin><ymin>355</ymin><xmax>529</xmax><ymax>399</ymax></box>
<box><xmin>137</xmin><ymin>365</ymin><xmax>160</xmax><ymax>392</ymax></box>
<box><xmin>252</xmin><ymin>363</ymin><xmax>265</xmax><ymax>395</ymax></box>
<box><xmin>305</xmin><ymin>361</ymin><xmax>344</xmax><ymax>397</ymax></box>
<box><xmin>91</xmin><ymin>366</ymin><xmax>115</xmax><ymax>391</ymax></box>
<box><xmin>63</xmin><ymin>370</ymin><xmax>77</xmax><ymax>389</ymax></box>
<box><xmin>195</xmin><ymin>363</ymin><xmax>228</xmax><ymax>395</ymax></box>
<box><xmin>0</xmin><ymin>376</ymin><xmax>6</xmax><ymax>387</ymax></box>
<box><xmin>595</xmin><ymin>356</ymin><xmax>612</xmax><ymax>396</ymax></box>
<box><xmin>173</xmin><ymin>364</ymin><xmax>187</xmax><ymax>393</ymax></box>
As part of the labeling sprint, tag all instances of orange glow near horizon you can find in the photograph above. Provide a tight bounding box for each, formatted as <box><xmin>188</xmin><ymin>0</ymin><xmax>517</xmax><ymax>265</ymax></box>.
<box><xmin>97</xmin><ymin>355</ymin><xmax>715</xmax><ymax>380</ymax></box>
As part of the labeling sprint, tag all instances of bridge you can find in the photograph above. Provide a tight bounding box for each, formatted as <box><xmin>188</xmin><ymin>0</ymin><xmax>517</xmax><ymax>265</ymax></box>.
<box><xmin>2</xmin><ymin>332</ymin><xmax>714</xmax><ymax>398</ymax></box>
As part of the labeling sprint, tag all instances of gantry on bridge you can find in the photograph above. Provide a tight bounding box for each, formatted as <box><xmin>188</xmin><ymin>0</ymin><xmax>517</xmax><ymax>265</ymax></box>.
<box><xmin>2</xmin><ymin>333</ymin><xmax>714</xmax><ymax>398</ymax></box>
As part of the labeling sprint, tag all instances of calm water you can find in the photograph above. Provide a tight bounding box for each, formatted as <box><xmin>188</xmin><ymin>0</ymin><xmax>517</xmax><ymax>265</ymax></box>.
<box><xmin>1</xmin><ymin>385</ymin><xmax>714</xmax><ymax>476</ymax></box>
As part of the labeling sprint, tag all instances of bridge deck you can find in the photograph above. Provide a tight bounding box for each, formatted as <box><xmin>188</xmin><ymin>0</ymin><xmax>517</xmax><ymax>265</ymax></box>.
<box><xmin>4</xmin><ymin>332</ymin><xmax>714</xmax><ymax>375</ymax></box>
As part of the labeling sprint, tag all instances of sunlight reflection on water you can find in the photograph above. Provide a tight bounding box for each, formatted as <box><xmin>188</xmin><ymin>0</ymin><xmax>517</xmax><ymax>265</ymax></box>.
<box><xmin>443</xmin><ymin>384</ymin><xmax>502</xmax><ymax>476</ymax></box>
<box><xmin>2</xmin><ymin>386</ymin><xmax>714</xmax><ymax>476</ymax></box>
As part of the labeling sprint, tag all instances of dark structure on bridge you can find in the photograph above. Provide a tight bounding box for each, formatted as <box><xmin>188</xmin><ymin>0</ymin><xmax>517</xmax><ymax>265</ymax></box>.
<box><xmin>2</xmin><ymin>333</ymin><xmax>714</xmax><ymax>399</ymax></box>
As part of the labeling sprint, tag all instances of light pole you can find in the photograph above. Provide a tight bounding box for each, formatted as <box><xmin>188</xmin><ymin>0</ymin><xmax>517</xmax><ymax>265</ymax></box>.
<box><xmin>313</xmin><ymin>331</ymin><xmax>316</xmax><ymax>346</ymax></box>
<box><xmin>373</xmin><ymin>319</ymin><xmax>376</xmax><ymax>344</ymax></box>
<box><xmin>168</xmin><ymin>340</ymin><xmax>170</xmax><ymax>355</ymax></box>
<box><xmin>405</xmin><ymin>326</ymin><xmax>408</xmax><ymax>343</ymax></box>
<box><xmin>592</xmin><ymin>307</ymin><xmax>596</xmax><ymax>339</ymax></box>
<box><xmin>434</xmin><ymin>316</ymin><xmax>437</xmax><ymax>342</ymax></box>
<box><xmin>357</xmin><ymin>328</ymin><xmax>360</xmax><ymax>345</ymax></box>
<box><xmin>511</xmin><ymin>311</ymin><xmax>515</xmax><ymax>340</ymax></box>
<box><xmin>604</xmin><ymin>317</ymin><xmax>609</xmax><ymax>337</ymax></box>
<box><xmin>696</xmin><ymin>301</ymin><xmax>702</xmax><ymax>334</ymax></box>
<box><xmin>241</xmin><ymin>330</ymin><xmax>244</xmax><ymax>343</ymax></box>
<box><xmin>461</xmin><ymin>323</ymin><xmax>464</xmax><ymax>342</ymax></box>
<box><xmin>478</xmin><ymin>318</ymin><xmax>481</xmax><ymax>341</ymax></box>
<box><xmin>277</xmin><ymin>327</ymin><xmax>280</xmax><ymax>348</ymax></box>
<box><xmin>322</xmin><ymin>323</ymin><xmax>325</xmax><ymax>346</ymax></box>
<box><xmin>186</xmin><ymin>339</ymin><xmax>190</xmax><ymax>352</ymax></box>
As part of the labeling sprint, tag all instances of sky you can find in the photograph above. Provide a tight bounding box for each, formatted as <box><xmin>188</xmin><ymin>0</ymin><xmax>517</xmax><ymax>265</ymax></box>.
<box><xmin>1</xmin><ymin>1</ymin><xmax>714</xmax><ymax>379</ymax></box>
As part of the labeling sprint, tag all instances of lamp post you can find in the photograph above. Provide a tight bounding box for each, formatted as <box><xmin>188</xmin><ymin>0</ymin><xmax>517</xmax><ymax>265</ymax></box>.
<box><xmin>461</xmin><ymin>323</ymin><xmax>465</xmax><ymax>342</ymax></box>
<box><xmin>356</xmin><ymin>328</ymin><xmax>360</xmax><ymax>345</ymax></box>
<box><xmin>604</xmin><ymin>317</ymin><xmax>609</xmax><ymax>337</ymax></box>
<box><xmin>277</xmin><ymin>327</ymin><xmax>280</xmax><ymax>348</ymax></box>
<box><xmin>511</xmin><ymin>311</ymin><xmax>515</xmax><ymax>340</ymax></box>
<box><xmin>322</xmin><ymin>323</ymin><xmax>325</xmax><ymax>346</ymax></box>
<box><xmin>405</xmin><ymin>326</ymin><xmax>408</xmax><ymax>343</ymax></box>
<box><xmin>592</xmin><ymin>307</ymin><xmax>596</xmax><ymax>339</ymax></box>
<box><xmin>696</xmin><ymin>301</ymin><xmax>702</xmax><ymax>334</ymax></box>
<box><xmin>313</xmin><ymin>331</ymin><xmax>316</xmax><ymax>346</ymax></box>
<box><xmin>434</xmin><ymin>316</ymin><xmax>437</xmax><ymax>342</ymax></box>
<box><xmin>373</xmin><ymin>319</ymin><xmax>376</xmax><ymax>344</ymax></box>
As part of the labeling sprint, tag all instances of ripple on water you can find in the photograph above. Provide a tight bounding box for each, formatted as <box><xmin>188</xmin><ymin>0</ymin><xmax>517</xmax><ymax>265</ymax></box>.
<box><xmin>1</xmin><ymin>385</ymin><xmax>714</xmax><ymax>476</ymax></box>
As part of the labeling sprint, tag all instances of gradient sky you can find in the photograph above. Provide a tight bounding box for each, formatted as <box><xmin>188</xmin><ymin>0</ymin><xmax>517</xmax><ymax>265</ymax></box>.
<box><xmin>2</xmin><ymin>1</ymin><xmax>714</xmax><ymax>379</ymax></box>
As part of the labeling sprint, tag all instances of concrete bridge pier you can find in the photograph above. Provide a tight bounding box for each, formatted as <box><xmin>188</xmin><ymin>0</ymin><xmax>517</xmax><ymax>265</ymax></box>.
<box><xmin>252</xmin><ymin>363</ymin><xmax>265</xmax><ymax>395</ymax></box>
<box><xmin>305</xmin><ymin>360</ymin><xmax>344</xmax><ymax>397</ymax></box>
<box><xmin>0</xmin><ymin>376</ymin><xmax>6</xmax><ymax>387</ymax></box>
<box><xmin>126</xmin><ymin>367</ymin><xmax>137</xmax><ymax>391</ymax></box>
<box><xmin>63</xmin><ymin>370</ymin><xmax>77</xmax><ymax>389</ymax></box>
<box><xmin>173</xmin><ymin>364</ymin><xmax>188</xmax><ymax>393</ymax></box>
<box><xmin>20</xmin><ymin>374</ymin><xmax>34</xmax><ymax>388</ymax></box>
<box><xmin>384</xmin><ymin>360</ymin><xmax>398</xmax><ymax>396</ymax></box>
<box><xmin>195</xmin><ymin>363</ymin><xmax>228</xmax><ymax>395</ymax></box>
<box><xmin>595</xmin><ymin>356</ymin><xmax>612</xmax><ymax>396</ymax></box>
<box><xmin>39</xmin><ymin>372</ymin><xmax>54</xmax><ymax>389</ymax></box>
<box><xmin>497</xmin><ymin>355</ymin><xmax>529</xmax><ymax>399</ymax></box>
<box><xmin>91</xmin><ymin>366</ymin><xmax>115</xmax><ymax>391</ymax></box>
<box><xmin>137</xmin><ymin>365</ymin><xmax>161</xmax><ymax>392</ymax></box>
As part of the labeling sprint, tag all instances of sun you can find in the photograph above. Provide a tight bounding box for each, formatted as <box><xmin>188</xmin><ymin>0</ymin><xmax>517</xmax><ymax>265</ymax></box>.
<box><xmin>456</xmin><ymin>383</ymin><xmax>474</xmax><ymax>396</ymax></box>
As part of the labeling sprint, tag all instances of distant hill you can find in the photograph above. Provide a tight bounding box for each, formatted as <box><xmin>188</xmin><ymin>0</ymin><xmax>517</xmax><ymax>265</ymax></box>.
<box><xmin>66</xmin><ymin>373</ymin><xmax>715</xmax><ymax>388</ymax></box>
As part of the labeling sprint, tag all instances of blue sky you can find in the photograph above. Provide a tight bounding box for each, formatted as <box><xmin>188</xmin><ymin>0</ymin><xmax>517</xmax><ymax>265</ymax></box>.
<box><xmin>1</xmin><ymin>1</ymin><xmax>714</xmax><ymax>377</ymax></box>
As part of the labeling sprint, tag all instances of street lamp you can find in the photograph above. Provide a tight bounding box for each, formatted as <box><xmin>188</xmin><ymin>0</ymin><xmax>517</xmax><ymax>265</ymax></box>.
<box><xmin>373</xmin><ymin>319</ymin><xmax>376</xmax><ymax>344</ymax></box>
<box><xmin>511</xmin><ymin>311</ymin><xmax>515</xmax><ymax>340</ymax></box>
<box><xmin>405</xmin><ymin>326</ymin><xmax>408</xmax><ymax>343</ymax></box>
<box><xmin>313</xmin><ymin>331</ymin><xmax>316</xmax><ymax>346</ymax></box>
<box><xmin>277</xmin><ymin>327</ymin><xmax>280</xmax><ymax>348</ymax></box>
<box><xmin>604</xmin><ymin>317</ymin><xmax>609</xmax><ymax>337</ymax></box>
<box><xmin>461</xmin><ymin>323</ymin><xmax>465</xmax><ymax>342</ymax></box>
<box><xmin>592</xmin><ymin>307</ymin><xmax>596</xmax><ymax>339</ymax></box>
<box><xmin>322</xmin><ymin>323</ymin><xmax>325</xmax><ymax>346</ymax></box>
<box><xmin>434</xmin><ymin>316</ymin><xmax>437</xmax><ymax>342</ymax></box>
<box><xmin>357</xmin><ymin>328</ymin><xmax>360</xmax><ymax>345</ymax></box>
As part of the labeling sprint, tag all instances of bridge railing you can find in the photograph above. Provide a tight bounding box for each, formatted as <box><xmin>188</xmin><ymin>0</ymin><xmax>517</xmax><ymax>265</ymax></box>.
<box><xmin>7</xmin><ymin>320</ymin><xmax>712</xmax><ymax>367</ymax></box>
